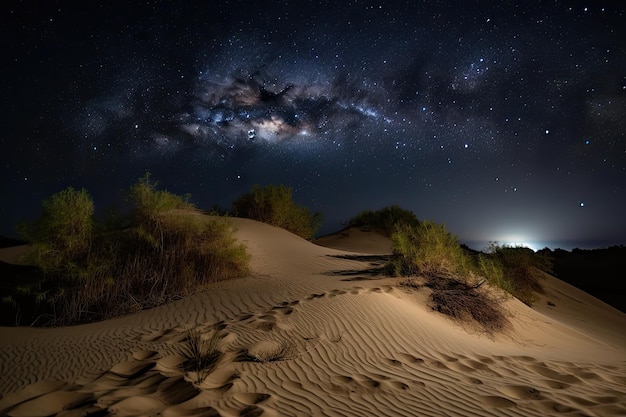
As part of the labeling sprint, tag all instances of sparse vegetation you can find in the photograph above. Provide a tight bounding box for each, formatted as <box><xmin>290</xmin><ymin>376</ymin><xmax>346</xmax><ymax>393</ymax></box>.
<box><xmin>391</xmin><ymin>221</ymin><xmax>552</xmax><ymax>322</ymax></box>
<box><xmin>6</xmin><ymin>173</ymin><xmax>249</xmax><ymax>325</ymax></box>
<box><xmin>477</xmin><ymin>253</ymin><xmax>513</xmax><ymax>295</ymax></box>
<box><xmin>391</xmin><ymin>221</ymin><xmax>475</xmax><ymax>280</ymax></box>
<box><xmin>348</xmin><ymin>205</ymin><xmax>420</xmax><ymax>236</ymax></box>
<box><xmin>481</xmin><ymin>243</ymin><xmax>552</xmax><ymax>306</ymax></box>
<box><xmin>178</xmin><ymin>328</ymin><xmax>222</xmax><ymax>384</ymax></box>
<box><xmin>427</xmin><ymin>277</ymin><xmax>507</xmax><ymax>332</ymax></box>
<box><xmin>232</xmin><ymin>184</ymin><xmax>322</xmax><ymax>240</ymax></box>
<box><xmin>391</xmin><ymin>221</ymin><xmax>508</xmax><ymax>332</ymax></box>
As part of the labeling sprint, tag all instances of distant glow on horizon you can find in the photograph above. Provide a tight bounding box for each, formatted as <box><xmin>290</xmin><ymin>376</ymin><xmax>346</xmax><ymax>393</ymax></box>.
<box><xmin>493</xmin><ymin>232</ymin><xmax>544</xmax><ymax>251</ymax></box>
<box><xmin>502</xmin><ymin>241</ymin><xmax>540</xmax><ymax>251</ymax></box>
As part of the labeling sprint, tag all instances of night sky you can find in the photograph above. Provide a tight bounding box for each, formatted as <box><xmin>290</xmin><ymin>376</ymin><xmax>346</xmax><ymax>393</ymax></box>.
<box><xmin>2</xmin><ymin>1</ymin><xmax>625</xmax><ymax>250</ymax></box>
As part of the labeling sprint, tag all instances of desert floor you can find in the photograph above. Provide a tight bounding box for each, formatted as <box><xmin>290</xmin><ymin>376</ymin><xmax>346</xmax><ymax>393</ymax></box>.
<box><xmin>1</xmin><ymin>218</ymin><xmax>625</xmax><ymax>416</ymax></box>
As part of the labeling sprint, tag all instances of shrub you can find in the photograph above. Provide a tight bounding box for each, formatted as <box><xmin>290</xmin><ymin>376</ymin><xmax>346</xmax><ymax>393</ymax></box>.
<box><xmin>477</xmin><ymin>254</ymin><xmax>513</xmax><ymax>295</ymax></box>
<box><xmin>485</xmin><ymin>243</ymin><xmax>553</xmax><ymax>306</ymax></box>
<box><xmin>10</xmin><ymin>175</ymin><xmax>249</xmax><ymax>325</ymax></box>
<box><xmin>348</xmin><ymin>205</ymin><xmax>420</xmax><ymax>236</ymax></box>
<box><xmin>19</xmin><ymin>187</ymin><xmax>94</xmax><ymax>273</ymax></box>
<box><xmin>391</xmin><ymin>221</ymin><xmax>474</xmax><ymax>279</ymax></box>
<box><xmin>16</xmin><ymin>187</ymin><xmax>95</xmax><ymax>311</ymax></box>
<box><xmin>232</xmin><ymin>184</ymin><xmax>322</xmax><ymax>240</ymax></box>
<box><xmin>128</xmin><ymin>172</ymin><xmax>193</xmax><ymax>220</ymax></box>
<box><xmin>391</xmin><ymin>221</ymin><xmax>508</xmax><ymax>332</ymax></box>
<box><xmin>427</xmin><ymin>277</ymin><xmax>507</xmax><ymax>333</ymax></box>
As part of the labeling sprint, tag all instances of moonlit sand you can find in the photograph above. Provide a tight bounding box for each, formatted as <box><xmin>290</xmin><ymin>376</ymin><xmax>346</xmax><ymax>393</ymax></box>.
<box><xmin>1</xmin><ymin>218</ymin><xmax>625</xmax><ymax>416</ymax></box>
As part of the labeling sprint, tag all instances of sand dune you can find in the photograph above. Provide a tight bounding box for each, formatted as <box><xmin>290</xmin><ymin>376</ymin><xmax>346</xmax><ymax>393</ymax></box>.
<box><xmin>1</xmin><ymin>218</ymin><xmax>625</xmax><ymax>416</ymax></box>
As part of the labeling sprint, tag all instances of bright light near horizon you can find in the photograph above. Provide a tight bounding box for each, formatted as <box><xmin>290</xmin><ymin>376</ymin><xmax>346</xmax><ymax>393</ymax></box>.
<box><xmin>502</xmin><ymin>241</ymin><xmax>539</xmax><ymax>251</ymax></box>
<box><xmin>495</xmin><ymin>232</ymin><xmax>544</xmax><ymax>251</ymax></box>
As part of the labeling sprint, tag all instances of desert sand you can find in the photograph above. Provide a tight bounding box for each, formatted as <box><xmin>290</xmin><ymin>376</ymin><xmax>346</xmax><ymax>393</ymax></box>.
<box><xmin>1</xmin><ymin>217</ymin><xmax>625</xmax><ymax>416</ymax></box>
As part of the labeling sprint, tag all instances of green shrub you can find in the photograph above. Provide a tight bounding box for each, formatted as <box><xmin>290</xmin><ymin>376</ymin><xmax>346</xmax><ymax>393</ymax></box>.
<box><xmin>391</xmin><ymin>221</ymin><xmax>508</xmax><ymax>332</ymax></box>
<box><xmin>128</xmin><ymin>172</ymin><xmax>193</xmax><ymax>219</ymax></box>
<box><xmin>348</xmin><ymin>205</ymin><xmax>420</xmax><ymax>236</ymax></box>
<box><xmin>484</xmin><ymin>243</ymin><xmax>553</xmax><ymax>306</ymax></box>
<box><xmin>11</xmin><ymin>175</ymin><xmax>249</xmax><ymax>325</ymax></box>
<box><xmin>16</xmin><ymin>187</ymin><xmax>95</xmax><ymax>308</ymax></box>
<box><xmin>478</xmin><ymin>254</ymin><xmax>513</xmax><ymax>294</ymax></box>
<box><xmin>391</xmin><ymin>221</ymin><xmax>473</xmax><ymax>279</ymax></box>
<box><xmin>232</xmin><ymin>184</ymin><xmax>322</xmax><ymax>240</ymax></box>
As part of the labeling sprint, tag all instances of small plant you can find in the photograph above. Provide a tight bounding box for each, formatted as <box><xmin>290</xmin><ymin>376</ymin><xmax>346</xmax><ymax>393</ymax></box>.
<box><xmin>179</xmin><ymin>328</ymin><xmax>222</xmax><ymax>384</ymax></box>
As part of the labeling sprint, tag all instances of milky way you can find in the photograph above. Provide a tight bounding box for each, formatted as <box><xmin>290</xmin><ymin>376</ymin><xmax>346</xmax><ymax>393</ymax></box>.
<box><xmin>2</xmin><ymin>1</ymin><xmax>625</xmax><ymax>249</ymax></box>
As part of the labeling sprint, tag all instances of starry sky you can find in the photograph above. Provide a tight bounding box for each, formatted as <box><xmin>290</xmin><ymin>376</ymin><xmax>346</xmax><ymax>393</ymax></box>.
<box><xmin>2</xmin><ymin>1</ymin><xmax>625</xmax><ymax>250</ymax></box>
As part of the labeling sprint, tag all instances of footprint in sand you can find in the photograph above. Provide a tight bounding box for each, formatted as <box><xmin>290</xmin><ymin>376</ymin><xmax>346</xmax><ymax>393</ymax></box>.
<box><xmin>4</xmin><ymin>390</ymin><xmax>95</xmax><ymax>417</ymax></box>
<box><xmin>331</xmin><ymin>374</ymin><xmax>380</xmax><ymax>391</ymax></box>
<box><xmin>331</xmin><ymin>374</ymin><xmax>409</xmax><ymax>392</ymax></box>
<box><xmin>461</xmin><ymin>358</ymin><xmax>490</xmax><ymax>371</ymax></box>
<box><xmin>0</xmin><ymin>380</ymin><xmax>67</xmax><ymax>415</ymax></box>
<box><xmin>384</xmin><ymin>380</ymin><xmax>410</xmax><ymax>390</ymax></box>
<box><xmin>156</xmin><ymin>375</ymin><xmax>200</xmax><ymax>405</ymax></box>
<box><xmin>305</xmin><ymin>292</ymin><xmax>326</xmax><ymax>300</ymax></box>
<box><xmin>535</xmin><ymin>400</ymin><xmax>577</xmax><ymax>414</ymax></box>
<box><xmin>349</xmin><ymin>286</ymin><xmax>364</xmax><ymax>295</ymax></box>
<box><xmin>250</xmin><ymin>315</ymin><xmax>277</xmax><ymax>332</ymax></box>
<box><xmin>131</xmin><ymin>349</ymin><xmax>159</xmax><ymax>360</ymax></box>
<box><xmin>397</xmin><ymin>352</ymin><xmax>425</xmax><ymax>364</ymax></box>
<box><xmin>534</xmin><ymin>379</ymin><xmax>569</xmax><ymax>390</ymax></box>
<box><xmin>271</xmin><ymin>305</ymin><xmax>294</xmax><ymax>315</ymax></box>
<box><xmin>497</xmin><ymin>385</ymin><xmax>543</xmax><ymax>400</ymax></box>
<box><xmin>426</xmin><ymin>359</ymin><xmax>449</xmax><ymax>370</ymax></box>
<box><xmin>384</xmin><ymin>358</ymin><xmax>403</xmax><ymax>367</ymax></box>
<box><xmin>234</xmin><ymin>392</ymin><xmax>272</xmax><ymax>405</ymax></box>
<box><xmin>239</xmin><ymin>404</ymin><xmax>264</xmax><ymax>417</ymax></box>
<box><xmin>479</xmin><ymin>395</ymin><xmax>517</xmax><ymax>408</ymax></box>
<box><xmin>464</xmin><ymin>376</ymin><xmax>484</xmax><ymax>385</ymax></box>
<box><xmin>528</xmin><ymin>364</ymin><xmax>581</xmax><ymax>384</ymax></box>
<box><xmin>109</xmin><ymin>359</ymin><xmax>156</xmax><ymax>378</ymax></box>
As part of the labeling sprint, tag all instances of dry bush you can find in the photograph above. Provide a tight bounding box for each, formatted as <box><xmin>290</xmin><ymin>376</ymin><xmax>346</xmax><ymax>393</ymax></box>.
<box><xmin>426</xmin><ymin>277</ymin><xmax>508</xmax><ymax>333</ymax></box>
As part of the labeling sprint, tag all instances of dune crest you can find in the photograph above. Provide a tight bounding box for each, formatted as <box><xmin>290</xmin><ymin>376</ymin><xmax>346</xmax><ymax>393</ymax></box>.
<box><xmin>1</xmin><ymin>218</ymin><xmax>625</xmax><ymax>416</ymax></box>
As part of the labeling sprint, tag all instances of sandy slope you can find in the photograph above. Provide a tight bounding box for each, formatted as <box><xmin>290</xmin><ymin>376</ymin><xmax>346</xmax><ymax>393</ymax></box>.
<box><xmin>0</xmin><ymin>218</ymin><xmax>625</xmax><ymax>417</ymax></box>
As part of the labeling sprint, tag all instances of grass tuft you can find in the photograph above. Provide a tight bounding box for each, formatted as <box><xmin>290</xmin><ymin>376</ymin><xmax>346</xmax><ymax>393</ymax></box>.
<box><xmin>178</xmin><ymin>328</ymin><xmax>222</xmax><ymax>384</ymax></box>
